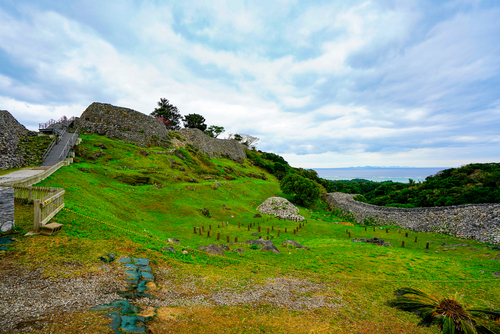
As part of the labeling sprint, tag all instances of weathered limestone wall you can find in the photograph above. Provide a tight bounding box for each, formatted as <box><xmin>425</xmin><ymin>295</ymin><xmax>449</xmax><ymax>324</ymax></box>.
<box><xmin>179</xmin><ymin>128</ymin><xmax>246</xmax><ymax>163</ymax></box>
<box><xmin>0</xmin><ymin>110</ymin><xmax>32</xmax><ymax>170</ymax></box>
<box><xmin>0</xmin><ymin>187</ymin><xmax>15</xmax><ymax>232</ymax></box>
<box><xmin>76</xmin><ymin>102</ymin><xmax>170</xmax><ymax>147</ymax></box>
<box><xmin>324</xmin><ymin>192</ymin><xmax>500</xmax><ymax>244</ymax></box>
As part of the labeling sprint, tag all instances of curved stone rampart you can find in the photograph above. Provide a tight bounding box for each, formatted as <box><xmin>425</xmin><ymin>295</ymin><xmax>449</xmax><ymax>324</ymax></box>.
<box><xmin>0</xmin><ymin>110</ymin><xmax>34</xmax><ymax>169</ymax></box>
<box><xmin>179</xmin><ymin>128</ymin><xmax>246</xmax><ymax>163</ymax></box>
<box><xmin>324</xmin><ymin>192</ymin><xmax>500</xmax><ymax>244</ymax></box>
<box><xmin>76</xmin><ymin>102</ymin><xmax>170</xmax><ymax>147</ymax></box>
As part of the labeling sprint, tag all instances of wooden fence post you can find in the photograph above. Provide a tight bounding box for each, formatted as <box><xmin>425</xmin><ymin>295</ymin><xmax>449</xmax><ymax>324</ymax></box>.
<box><xmin>34</xmin><ymin>199</ymin><xmax>41</xmax><ymax>233</ymax></box>
<box><xmin>193</xmin><ymin>227</ymin><xmax>196</xmax><ymax>234</ymax></box>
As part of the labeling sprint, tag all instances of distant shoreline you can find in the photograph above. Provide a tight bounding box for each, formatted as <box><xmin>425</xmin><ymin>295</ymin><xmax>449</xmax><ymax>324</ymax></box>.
<box><xmin>312</xmin><ymin>167</ymin><xmax>449</xmax><ymax>183</ymax></box>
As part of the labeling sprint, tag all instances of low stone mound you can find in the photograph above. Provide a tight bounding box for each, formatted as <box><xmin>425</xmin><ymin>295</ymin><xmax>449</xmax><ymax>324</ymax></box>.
<box><xmin>76</xmin><ymin>102</ymin><xmax>170</xmax><ymax>148</ymax></box>
<box><xmin>257</xmin><ymin>197</ymin><xmax>305</xmax><ymax>221</ymax></box>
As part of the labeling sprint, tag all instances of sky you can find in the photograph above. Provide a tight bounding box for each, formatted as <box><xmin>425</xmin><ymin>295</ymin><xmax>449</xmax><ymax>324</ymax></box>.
<box><xmin>1</xmin><ymin>0</ymin><xmax>499</xmax><ymax>168</ymax></box>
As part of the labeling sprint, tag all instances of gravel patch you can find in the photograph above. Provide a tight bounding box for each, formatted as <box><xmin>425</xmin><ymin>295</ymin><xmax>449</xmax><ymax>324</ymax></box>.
<box><xmin>140</xmin><ymin>271</ymin><xmax>342</xmax><ymax>311</ymax></box>
<box><xmin>0</xmin><ymin>263</ymin><xmax>125</xmax><ymax>332</ymax></box>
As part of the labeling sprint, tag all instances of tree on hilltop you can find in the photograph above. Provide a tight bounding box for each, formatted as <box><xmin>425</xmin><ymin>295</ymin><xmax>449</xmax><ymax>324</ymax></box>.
<box><xmin>205</xmin><ymin>125</ymin><xmax>225</xmax><ymax>138</ymax></box>
<box><xmin>228</xmin><ymin>133</ymin><xmax>259</xmax><ymax>149</ymax></box>
<box><xmin>151</xmin><ymin>98</ymin><xmax>182</xmax><ymax>130</ymax></box>
<box><xmin>183</xmin><ymin>113</ymin><xmax>207</xmax><ymax>131</ymax></box>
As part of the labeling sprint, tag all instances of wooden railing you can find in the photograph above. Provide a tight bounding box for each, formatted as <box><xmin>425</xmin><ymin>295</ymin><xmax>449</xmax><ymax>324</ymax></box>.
<box><xmin>34</xmin><ymin>189</ymin><xmax>65</xmax><ymax>232</ymax></box>
<box><xmin>12</xmin><ymin>185</ymin><xmax>59</xmax><ymax>201</ymax></box>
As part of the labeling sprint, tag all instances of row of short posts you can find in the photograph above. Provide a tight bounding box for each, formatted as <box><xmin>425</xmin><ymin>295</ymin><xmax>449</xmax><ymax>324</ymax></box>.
<box><xmin>192</xmin><ymin>218</ymin><xmax>308</xmax><ymax>242</ymax></box>
<box><xmin>349</xmin><ymin>226</ymin><xmax>430</xmax><ymax>249</ymax></box>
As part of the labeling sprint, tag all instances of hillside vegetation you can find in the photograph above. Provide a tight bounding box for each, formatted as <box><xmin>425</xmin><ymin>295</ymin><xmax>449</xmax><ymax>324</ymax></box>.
<box><xmin>3</xmin><ymin>135</ymin><xmax>500</xmax><ymax>333</ymax></box>
<box><xmin>320</xmin><ymin>163</ymin><xmax>500</xmax><ymax>208</ymax></box>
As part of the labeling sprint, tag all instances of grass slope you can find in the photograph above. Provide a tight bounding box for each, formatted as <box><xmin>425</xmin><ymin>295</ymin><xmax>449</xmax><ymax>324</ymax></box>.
<box><xmin>4</xmin><ymin>134</ymin><xmax>500</xmax><ymax>333</ymax></box>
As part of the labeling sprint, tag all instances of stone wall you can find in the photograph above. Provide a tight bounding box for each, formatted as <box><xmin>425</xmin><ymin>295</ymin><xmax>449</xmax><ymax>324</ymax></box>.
<box><xmin>324</xmin><ymin>192</ymin><xmax>500</xmax><ymax>245</ymax></box>
<box><xmin>179</xmin><ymin>128</ymin><xmax>246</xmax><ymax>163</ymax></box>
<box><xmin>76</xmin><ymin>102</ymin><xmax>170</xmax><ymax>147</ymax></box>
<box><xmin>0</xmin><ymin>110</ymin><xmax>32</xmax><ymax>170</ymax></box>
<box><xmin>0</xmin><ymin>187</ymin><xmax>15</xmax><ymax>232</ymax></box>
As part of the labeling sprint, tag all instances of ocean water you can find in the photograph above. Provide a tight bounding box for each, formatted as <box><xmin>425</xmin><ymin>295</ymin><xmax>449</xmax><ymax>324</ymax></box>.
<box><xmin>313</xmin><ymin>167</ymin><xmax>449</xmax><ymax>183</ymax></box>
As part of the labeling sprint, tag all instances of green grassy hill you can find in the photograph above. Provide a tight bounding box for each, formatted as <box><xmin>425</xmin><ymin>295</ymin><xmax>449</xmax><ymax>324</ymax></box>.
<box><xmin>5</xmin><ymin>134</ymin><xmax>500</xmax><ymax>333</ymax></box>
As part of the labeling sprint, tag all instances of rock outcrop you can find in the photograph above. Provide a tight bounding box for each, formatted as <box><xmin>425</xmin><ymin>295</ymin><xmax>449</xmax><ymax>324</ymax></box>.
<box><xmin>76</xmin><ymin>103</ymin><xmax>170</xmax><ymax>148</ymax></box>
<box><xmin>179</xmin><ymin>128</ymin><xmax>246</xmax><ymax>163</ymax></box>
<box><xmin>0</xmin><ymin>110</ymin><xmax>35</xmax><ymax>169</ymax></box>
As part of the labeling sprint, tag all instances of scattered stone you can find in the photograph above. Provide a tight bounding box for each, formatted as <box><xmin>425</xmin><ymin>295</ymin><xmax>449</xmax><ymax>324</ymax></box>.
<box><xmin>232</xmin><ymin>248</ymin><xmax>245</xmax><ymax>254</ymax></box>
<box><xmin>253</xmin><ymin>213</ymin><xmax>262</xmax><ymax>218</ymax></box>
<box><xmin>162</xmin><ymin>246</ymin><xmax>176</xmax><ymax>253</ymax></box>
<box><xmin>261</xmin><ymin>244</ymin><xmax>280</xmax><ymax>254</ymax></box>
<box><xmin>493</xmin><ymin>272</ymin><xmax>500</xmax><ymax>277</ymax></box>
<box><xmin>222</xmin><ymin>204</ymin><xmax>231</xmax><ymax>210</ymax></box>
<box><xmin>282</xmin><ymin>240</ymin><xmax>310</xmax><ymax>250</ymax></box>
<box><xmin>443</xmin><ymin>243</ymin><xmax>470</xmax><ymax>247</ymax></box>
<box><xmin>351</xmin><ymin>237</ymin><xmax>389</xmax><ymax>246</ymax></box>
<box><xmin>252</xmin><ymin>232</ymin><xmax>258</xmax><ymax>236</ymax></box>
<box><xmin>167</xmin><ymin>238</ymin><xmax>181</xmax><ymax>245</ymax></box>
<box><xmin>98</xmin><ymin>253</ymin><xmax>116</xmax><ymax>263</ymax></box>
<box><xmin>197</xmin><ymin>244</ymin><xmax>225</xmax><ymax>256</ymax></box>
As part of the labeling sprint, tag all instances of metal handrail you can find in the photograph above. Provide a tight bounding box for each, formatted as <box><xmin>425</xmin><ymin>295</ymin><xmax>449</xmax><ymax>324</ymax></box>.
<box><xmin>58</xmin><ymin>131</ymin><xmax>79</xmax><ymax>161</ymax></box>
<box><xmin>41</xmin><ymin>136</ymin><xmax>58</xmax><ymax>162</ymax></box>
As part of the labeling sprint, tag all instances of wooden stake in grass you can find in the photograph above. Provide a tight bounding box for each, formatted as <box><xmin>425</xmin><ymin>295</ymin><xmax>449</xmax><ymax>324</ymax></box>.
<box><xmin>199</xmin><ymin>229</ymin><xmax>201</xmax><ymax>235</ymax></box>
<box><xmin>258</xmin><ymin>226</ymin><xmax>261</xmax><ymax>232</ymax></box>
<box><xmin>247</xmin><ymin>225</ymin><xmax>250</xmax><ymax>231</ymax></box>
<box><xmin>294</xmin><ymin>229</ymin><xmax>296</xmax><ymax>234</ymax></box>
<box><xmin>386</xmin><ymin>228</ymin><xmax>388</xmax><ymax>233</ymax></box>
<box><xmin>238</xmin><ymin>222</ymin><xmax>240</xmax><ymax>228</ymax></box>
<box><xmin>209</xmin><ymin>225</ymin><xmax>212</xmax><ymax>230</ymax></box>
<box><xmin>373</xmin><ymin>227</ymin><xmax>376</xmax><ymax>232</ymax></box>
<box><xmin>365</xmin><ymin>226</ymin><xmax>367</xmax><ymax>231</ymax></box>
<box><xmin>217</xmin><ymin>233</ymin><xmax>220</xmax><ymax>240</ymax></box>
<box><xmin>415</xmin><ymin>236</ymin><xmax>418</xmax><ymax>242</ymax></box>
<box><xmin>405</xmin><ymin>232</ymin><xmax>408</xmax><ymax>237</ymax></box>
<box><xmin>267</xmin><ymin>228</ymin><xmax>270</xmax><ymax>234</ymax></box>
<box><xmin>401</xmin><ymin>241</ymin><xmax>405</xmax><ymax>248</ymax></box>
<box><xmin>235</xmin><ymin>237</ymin><xmax>238</xmax><ymax>243</ymax></box>
<box><xmin>207</xmin><ymin>231</ymin><xmax>210</xmax><ymax>237</ymax></box>
<box><xmin>285</xmin><ymin>228</ymin><xmax>287</xmax><ymax>233</ymax></box>
<box><xmin>267</xmin><ymin>236</ymin><xmax>269</xmax><ymax>240</ymax></box>
<box><xmin>202</xmin><ymin>226</ymin><xmax>205</xmax><ymax>232</ymax></box>
<box><xmin>193</xmin><ymin>227</ymin><xmax>197</xmax><ymax>234</ymax></box>
<box><xmin>272</xmin><ymin>226</ymin><xmax>274</xmax><ymax>231</ymax></box>
<box><xmin>348</xmin><ymin>232</ymin><xmax>351</xmax><ymax>237</ymax></box>
<box><xmin>426</xmin><ymin>242</ymin><xmax>430</xmax><ymax>249</ymax></box>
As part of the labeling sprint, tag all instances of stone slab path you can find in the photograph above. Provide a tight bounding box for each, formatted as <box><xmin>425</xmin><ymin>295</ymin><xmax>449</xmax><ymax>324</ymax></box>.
<box><xmin>0</xmin><ymin>168</ymin><xmax>47</xmax><ymax>185</ymax></box>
